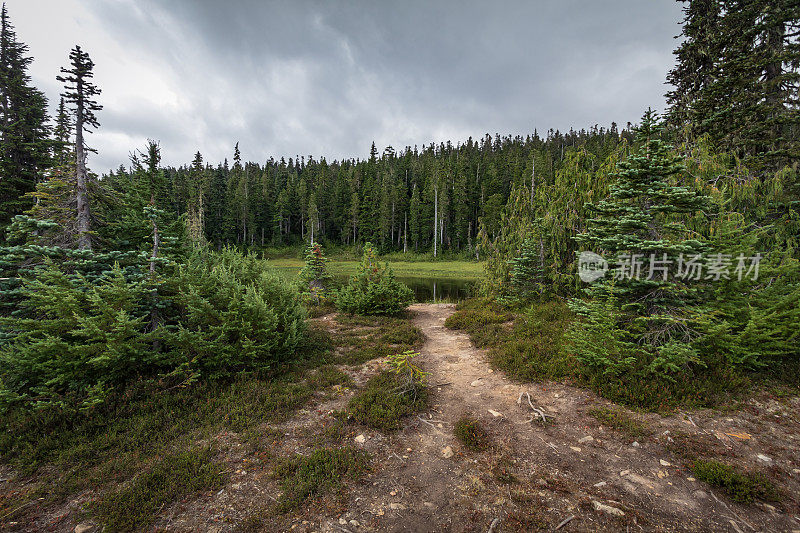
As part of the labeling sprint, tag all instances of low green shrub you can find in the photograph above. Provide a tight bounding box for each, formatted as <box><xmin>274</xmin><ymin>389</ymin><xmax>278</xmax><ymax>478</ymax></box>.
<box><xmin>95</xmin><ymin>448</ymin><xmax>224</xmax><ymax>531</ymax></box>
<box><xmin>692</xmin><ymin>459</ymin><xmax>780</xmax><ymax>503</ymax></box>
<box><xmin>588</xmin><ymin>407</ymin><xmax>650</xmax><ymax>439</ymax></box>
<box><xmin>348</xmin><ymin>368</ymin><xmax>427</xmax><ymax>431</ymax></box>
<box><xmin>0</xmin><ymin>250</ymin><xmax>307</xmax><ymax>413</ymax></box>
<box><xmin>454</xmin><ymin>417</ymin><xmax>490</xmax><ymax>452</ymax></box>
<box><xmin>487</xmin><ymin>301</ymin><xmax>574</xmax><ymax>380</ymax></box>
<box><xmin>336</xmin><ymin>242</ymin><xmax>413</xmax><ymax>316</ymax></box>
<box><xmin>273</xmin><ymin>447</ymin><xmax>369</xmax><ymax>512</ymax></box>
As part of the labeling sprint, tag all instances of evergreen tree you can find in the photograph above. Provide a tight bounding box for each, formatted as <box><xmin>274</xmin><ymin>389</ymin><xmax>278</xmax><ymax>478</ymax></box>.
<box><xmin>57</xmin><ymin>45</ymin><xmax>102</xmax><ymax>250</ymax></box>
<box><xmin>568</xmin><ymin>111</ymin><xmax>709</xmax><ymax>377</ymax></box>
<box><xmin>0</xmin><ymin>4</ymin><xmax>51</xmax><ymax>231</ymax></box>
<box><xmin>297</xmin><ymin>241</ymin><xmax>332</xmax><ymax>303</ymax></box>
<box><xmin>667</xmin><ymin>0</ymin><xmax>800</xmax><ymax>170</ymax></box>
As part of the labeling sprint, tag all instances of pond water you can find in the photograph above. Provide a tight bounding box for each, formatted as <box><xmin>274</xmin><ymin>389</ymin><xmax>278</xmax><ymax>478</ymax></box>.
<box><xmin>331</xmin><ymin>275</ymin><xmax>476</xmax><ymax>302</ymax></box>
<box><xmin>397</xmin><ymin>276</ymin><xmax>476</xmax><ymax>302</ymax></box>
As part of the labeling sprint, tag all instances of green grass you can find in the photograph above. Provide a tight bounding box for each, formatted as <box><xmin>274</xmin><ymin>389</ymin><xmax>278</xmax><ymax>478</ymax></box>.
<box><xmin>692</xmin><ymin>459</ymin><xmax>780</xmax><ymax>503</ymax></box>
<box><xmin>347</xmin><ymin>370</ymin><xmax>428</xmax><ymax>431</ymax></box>
<box><xmin>273</xmin><ymin>447</ymin><xmax>369</xmax><ymax>512</ymax></box>
<box><xmin>331</xmin><ymin>314</ymin><xmax>425</xmax><ymax>366</ymax></box>
<box><xmin>444</xmin><ymin>297</ymin><xmax>513</xmax><ymax>348</ymax></box>
<box><xmin>95</xmin><ymin>448</ymin><xmax>225</xmax><ymax>531</ymax></box>
<box><xmin>454</xmin><ymin>417</ymin><xmax>491</xmax><ymax>452</ymax></box>
<box><xmin>266</xmin><ymin>258</ymin><xmax>483</xmax><ymax>280</ymax></box>
<box><xmin>588</xmin><ymin>407</ymin><xmax>651</xmax><ymax>440</ymax></box>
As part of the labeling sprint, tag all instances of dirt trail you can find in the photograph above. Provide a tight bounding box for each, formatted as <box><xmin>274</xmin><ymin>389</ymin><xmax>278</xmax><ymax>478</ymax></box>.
<box><xmin>356</xmin><ymin>303</ymin><xmax>797</xmax><ymax>532</ymax></box>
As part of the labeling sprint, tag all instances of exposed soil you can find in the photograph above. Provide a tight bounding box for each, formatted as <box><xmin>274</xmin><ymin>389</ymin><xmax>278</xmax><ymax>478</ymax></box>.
<box><xmin>4</xmin><ymin>304</ymin><xmax>799</xmax><ymax>532</ymax></box>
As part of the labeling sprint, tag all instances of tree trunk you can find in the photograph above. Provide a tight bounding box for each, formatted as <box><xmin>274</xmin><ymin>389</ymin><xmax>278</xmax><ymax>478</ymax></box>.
<box><xmin>433</xmin><ymin>184</ymin><xmax>438</xmax><ymax>258</ymax></box>
<box><xmin>403</xmin><ymin>211</ymin><xmax>408</xmax><ymax>253</ymax></box>
<box><xmin>530</xmin><ymin>155</ymin><xmax>535</xmax><ymax>207</ymax></box>
<box><xmin>75</xmin><ymin>89</ymin><xmax>91</xmax><ymax>250</ymax></box>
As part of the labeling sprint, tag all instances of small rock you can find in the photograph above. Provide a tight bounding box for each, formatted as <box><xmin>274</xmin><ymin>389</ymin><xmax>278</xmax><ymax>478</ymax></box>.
<box><xmin>349</xmin><ymin>519</ymin><xmax>360</xmax><ymax>526</ymax></box>
<box><xmin>687</xmin><ymin>477</ymin><xmax>696</xmax><ymax>482</ymax></box>
<box><xmin>570</xmin><ymin>446</ymin><xmax>582</xmax><ymax>452</ymax></box>
<box><xmin>488</xmin><ymin>369</ymin><xmax>493</xmax><ymax>373</ymax></box>
<box><xmin>423</xmin><ymin>502</ymin><xmax>435</xmax><ymax>509</ymax></box>
<box><xmin>631</xmin><ymin>441</ymin><xmax>640</xmax><ymax>448</ymax></box>
<box><xmin>488</xmin><ymin>409</ymin><xmax>502</xmax><ymax>417</ymax></box>
<box><xmin>75</xmin><ymin>524</ymin><xmax>97</xmax><ymax>533</ymax></box>
<box><xmin>593</xmin><ymin>481</ymin><xmax>607</xmax><ymax>488</ymax></box>
<box><xmin>692</xmin><ymin>489</ymin><xmax>708</xmax><ymax>499</ymax></box>
<box><xmin>591</xmin><ymin>500</ymin><xmax>625</xmax><ymax>517</ymax></box>
<box><xmin>442</xmin><ymin>446</ymin><xmax>454</xmax><ymax>458</ymax></box>
<box><xmin>339</xmin><ymin>518</ymin><xmax>347</xmax><ymax>525</ymax></box>
<box><xmin>757</xmin><ymin>454</ymin><xmax>773</xmax><ymax>463</ymax></box>
<box><xmin>406</xmin><ymin>448</ymin><xmax>412</xmax><ymax>452</ymax></box>
<box><xmin>579</xmin><ymin>436</ymin><xmax>594</xmax><ymax>444</ymax></box>
<box><xmin>354</xmin><ymin>434</ymin><xmax>366</xmax><ymax>444</ymax></box>
<box><xmin>389</xmin><ymin>503</ymin><xmax>407</xmax><ymax>510</ymax></box>
<box><xmin>619</xmin><ymin>470</ymin><xmax>631</xmax><ymax>476</ymax></box>
<box><xmin>470</xmin><ymin>379</ymin><xmax>482</xmax><ymax>386</ymax></box>
<box><xmin>660</xmin><ymin>459</ymin><xmax>672</xmax><ymax>467</ymax></box>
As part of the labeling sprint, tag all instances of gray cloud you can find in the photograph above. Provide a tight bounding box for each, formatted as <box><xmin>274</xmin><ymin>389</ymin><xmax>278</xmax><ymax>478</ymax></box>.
<box><xmin>8</xmin><ymin>0</ymin><xmax>683</xmax><ymax>172</ymax></box>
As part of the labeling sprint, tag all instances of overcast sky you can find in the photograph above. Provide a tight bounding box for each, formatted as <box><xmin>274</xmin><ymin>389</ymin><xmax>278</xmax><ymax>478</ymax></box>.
<box><xmin>7</xmin><ymin>0</ymin><xmax>683</xmax><ymax>173</ymax></box>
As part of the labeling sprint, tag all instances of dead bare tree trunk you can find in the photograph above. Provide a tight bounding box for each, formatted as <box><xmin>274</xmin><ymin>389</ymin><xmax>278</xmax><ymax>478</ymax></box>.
<box><xmin>75</xmin><ymin>96</ymin><xmax>91</xmax><ymax>250</ymax></box>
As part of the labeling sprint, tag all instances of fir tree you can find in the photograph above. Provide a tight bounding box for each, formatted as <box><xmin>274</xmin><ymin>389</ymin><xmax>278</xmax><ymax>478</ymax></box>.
<box><xmin>569</xmin><ymin>110</ymin><xmax>709</xmax><ymax>377</ymax></box>
<box><xmin>57</xmin><ymin>45</ymin><xmax>102</xmax><ymax>250</ymax></box>
<box><xmin>0</xmin><ymin>4</ymin><xmax>51</xmax><ymax>231</ymax></box>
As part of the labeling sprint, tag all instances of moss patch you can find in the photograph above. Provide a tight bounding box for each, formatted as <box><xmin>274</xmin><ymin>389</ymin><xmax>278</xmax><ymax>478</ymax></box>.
<box><xmin>95</xmin><ymin>448</ymin><xmax>224</xmax><ymax>531</ymax></box>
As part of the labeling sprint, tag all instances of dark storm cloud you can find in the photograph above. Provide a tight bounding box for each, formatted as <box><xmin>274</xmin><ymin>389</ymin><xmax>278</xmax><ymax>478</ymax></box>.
<box><xmin>26</xmin><ymin>0</ymin><xmax>684</xmax><ymax>170</ymax></box>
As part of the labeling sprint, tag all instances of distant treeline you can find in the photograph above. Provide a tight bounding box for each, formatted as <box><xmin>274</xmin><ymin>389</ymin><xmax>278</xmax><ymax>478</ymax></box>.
<box><xmin>104</xmin><ymin>128</ymin><xmax>629</xmax><ymax>254</ymax></box>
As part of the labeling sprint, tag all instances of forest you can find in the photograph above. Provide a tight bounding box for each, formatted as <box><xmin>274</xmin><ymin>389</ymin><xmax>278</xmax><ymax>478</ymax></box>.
<box><xmin>0</xmin><ymin>0</ymin><xmax>799</xmax><ymax>531</ymax></box>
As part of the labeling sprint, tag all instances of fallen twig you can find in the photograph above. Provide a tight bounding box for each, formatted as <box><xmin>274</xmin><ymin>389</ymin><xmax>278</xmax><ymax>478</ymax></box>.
<box><xmin>555</xmin><ymin>514</ymin><xmax>576</xmax><ymax>530</ymax></box>
<box><xmin>487</xmin><ymin>517</ymin><xmax>501</xmax><ymax>533</ymax></box>
<box><xmin>417</xmin><ymin>416</ymin><xmax>439</xmax><ymax>430</ymax></box>
<box><xmin>517</xmin><ymin>391</ymin><xmax>553</xmax><ymax>424</ymax></box>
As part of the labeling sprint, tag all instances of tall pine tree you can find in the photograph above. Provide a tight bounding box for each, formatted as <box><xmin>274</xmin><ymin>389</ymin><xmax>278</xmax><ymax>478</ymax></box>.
<box><xmin>0</xmin><ymin>4</ymin><xmax>51</xmax><ymax>232</ymax></box>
